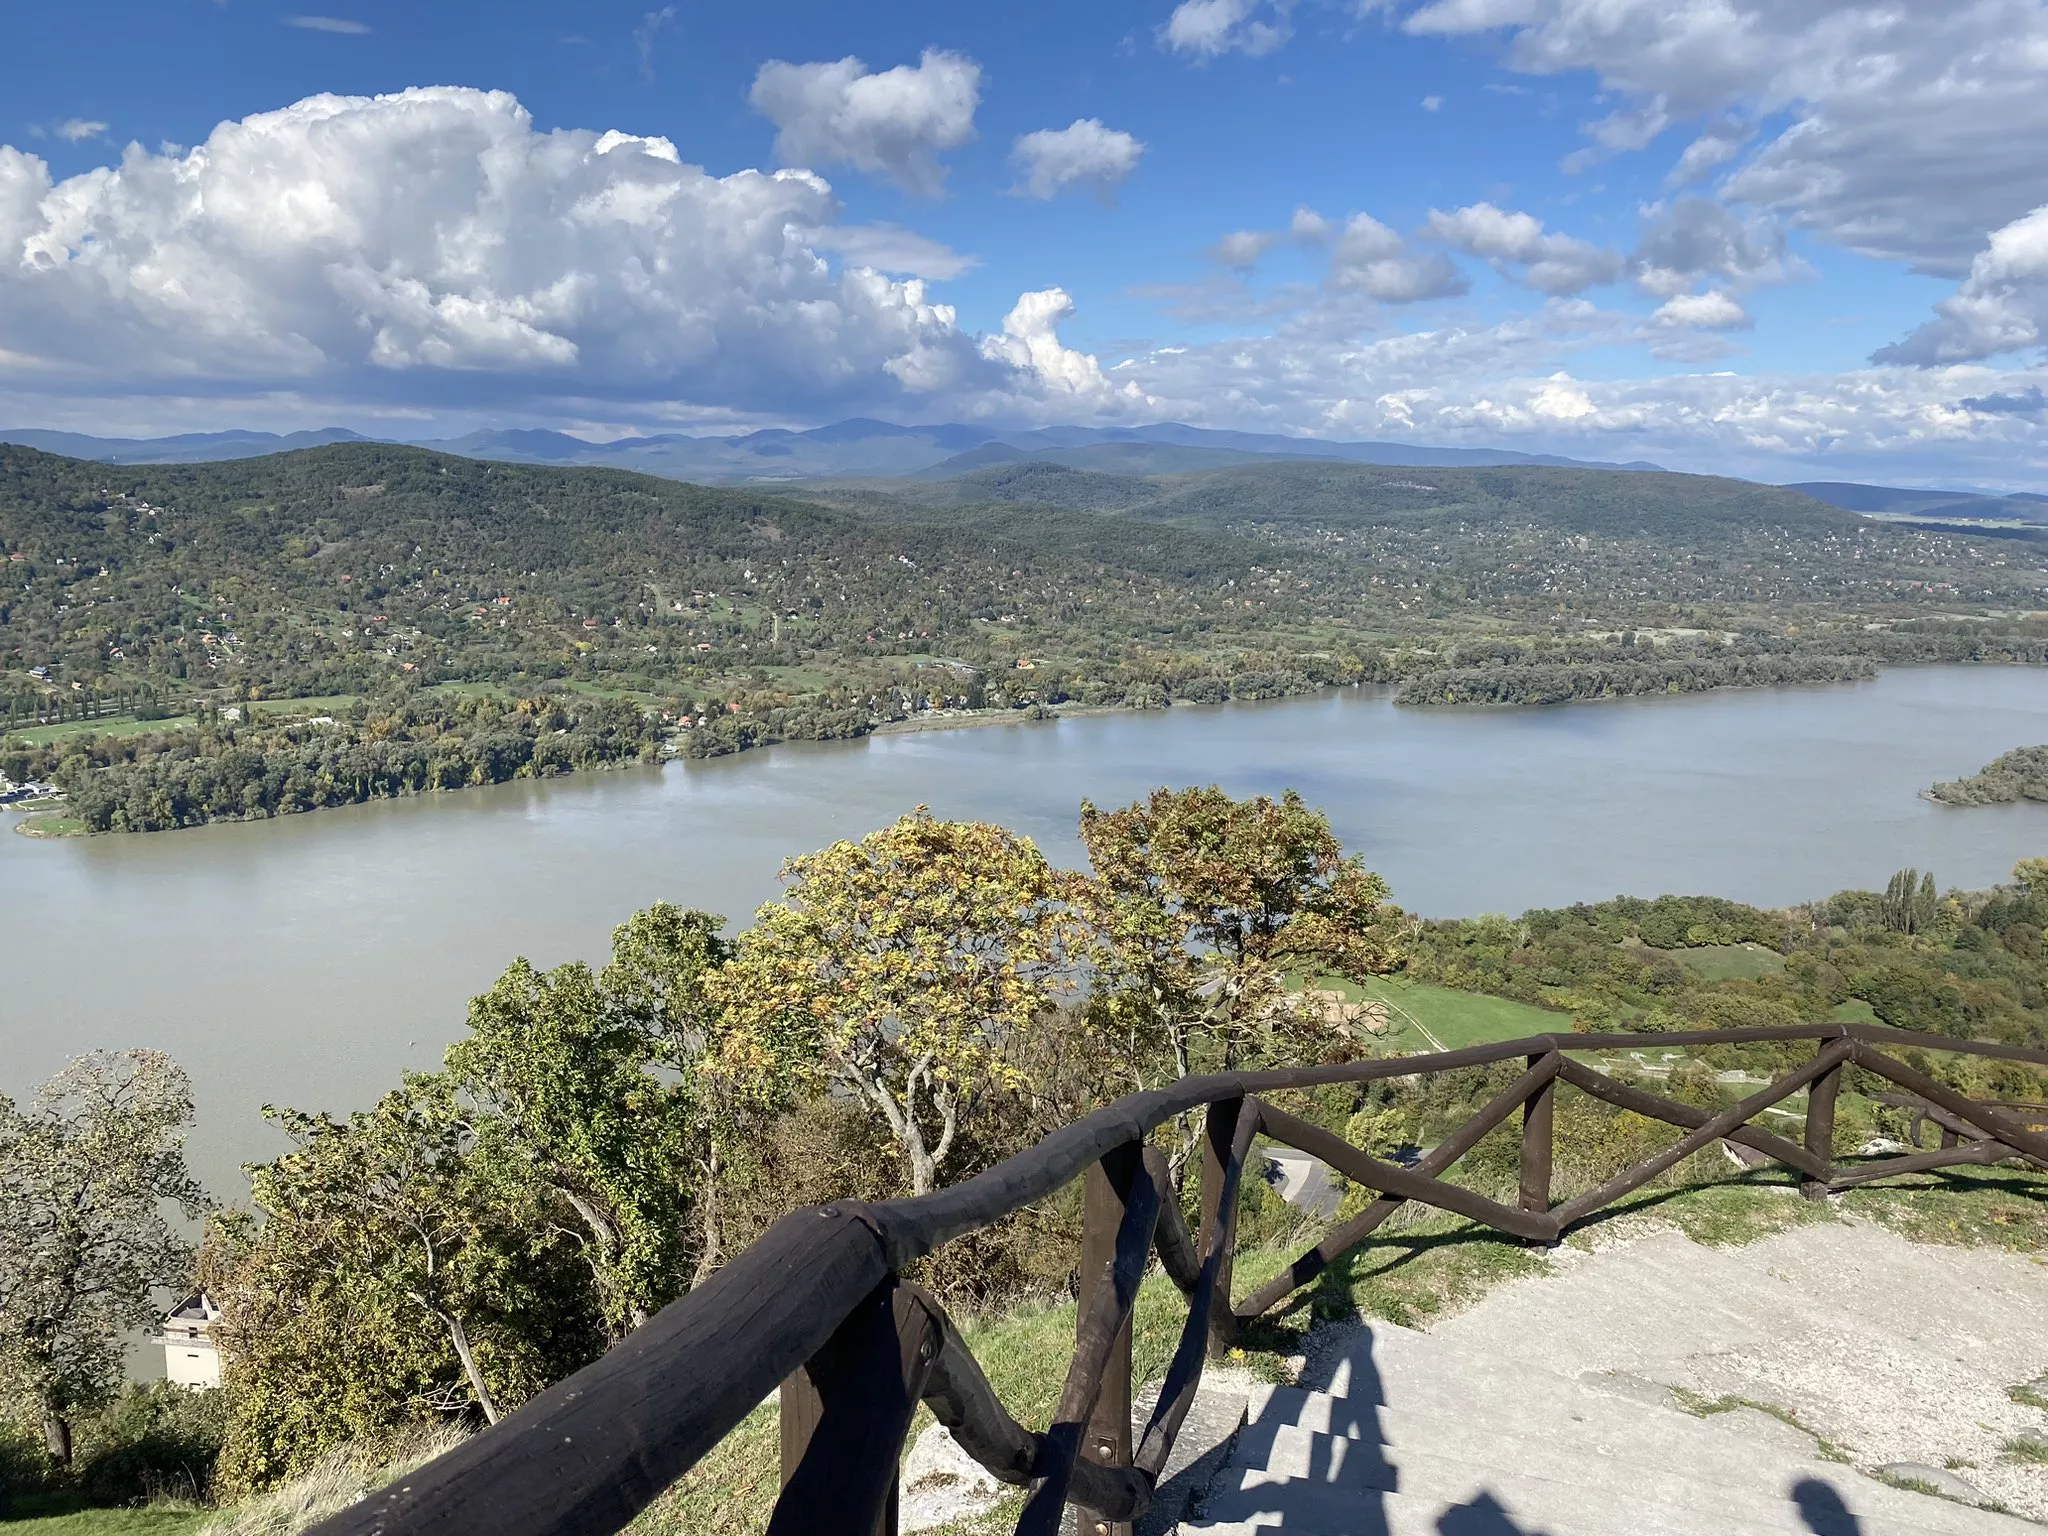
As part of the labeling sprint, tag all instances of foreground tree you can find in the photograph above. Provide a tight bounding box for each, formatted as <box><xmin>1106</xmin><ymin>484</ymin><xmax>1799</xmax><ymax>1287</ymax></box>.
<box><xmin>707</xmin><ymin>810</ymin><xmax>1075</xmax><ymax>1196</ymax></box>
<box><xmin>1078</xmin><ymin>786</ymin><xmax>1408</xmax><ymax>1088</ymax></box>
<box><xmin>445</xmin><ymin>903</ymin><xmax>726</xmax><ymax>1337</ymax></box>
<box><xmin>248</xmin><ymin>1085</ymin><xmax>519</xmax><ymax>1425</ymax></box>
<box><xmin>0</xmin><ymin>1050</ymin><xmax>208</xmax><ymax>1466</ymax></box>
<box><xmin>209</xmin><ymin>1082</ymin><xmax>603</xmax><ymax>1493</ymax></box>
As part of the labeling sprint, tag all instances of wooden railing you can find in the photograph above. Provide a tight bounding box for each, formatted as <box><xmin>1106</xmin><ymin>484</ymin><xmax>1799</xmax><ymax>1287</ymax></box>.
<box><xmin>306</xmin><ymin>1022</ymin><xmax>2048</xmax><ymax>1536</ymax></box>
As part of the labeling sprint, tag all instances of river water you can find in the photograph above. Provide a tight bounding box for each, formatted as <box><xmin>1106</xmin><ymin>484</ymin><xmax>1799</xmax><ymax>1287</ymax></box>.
<box><xmin>5</xmin><ymin>665</ymin><xmax>2048</xmax><ymax>1199</ymax></box>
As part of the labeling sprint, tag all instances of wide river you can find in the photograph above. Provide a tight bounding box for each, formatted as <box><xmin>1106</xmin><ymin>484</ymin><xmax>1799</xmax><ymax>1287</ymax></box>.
<box><xmin>5</xmin><ymin>664</ymin><xmax>2048</xmax><ymax>1198</ymax></box>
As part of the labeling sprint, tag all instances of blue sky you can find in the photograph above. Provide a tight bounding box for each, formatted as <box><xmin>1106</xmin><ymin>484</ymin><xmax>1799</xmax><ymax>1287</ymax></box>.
<box><xmin>3</xmin><ymin>0</ymin><xmax>2047</xmax><ymax>485</ymax></box>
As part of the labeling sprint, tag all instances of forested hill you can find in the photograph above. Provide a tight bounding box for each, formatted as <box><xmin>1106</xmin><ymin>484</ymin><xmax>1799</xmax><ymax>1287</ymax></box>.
<box><xmin>818</xmin><ymin>457</ymin><xmax>1868</xmax><ymax>541</ymax></box>
<box><xmin>0</xmin><ymin>439</ymin><xmax>1239</xmax><ymax>702</ymax></box>
<box><xmin>5</xmin><ymin>439</ymin><xmax>2048</xmax><ymax>835</ymax></box>
<box><xmin>4</xmin><ymin>442</ymin><xmax>2042</xmax><ymax>708</ymax></box>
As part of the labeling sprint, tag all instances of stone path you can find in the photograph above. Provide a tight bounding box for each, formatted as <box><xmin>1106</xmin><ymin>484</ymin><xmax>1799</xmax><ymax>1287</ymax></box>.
<box><xmin>1178</xmin><ymin>1220</ymin><xmax>2048</xmax><ymax>1534</ymax></box>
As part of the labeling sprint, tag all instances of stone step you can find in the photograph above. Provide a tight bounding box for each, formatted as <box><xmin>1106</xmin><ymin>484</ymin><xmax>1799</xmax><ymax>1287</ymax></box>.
<box><xmin>1370</xmin><ymin>1237</ymin><xmax>1845</xmax><ymax>1385</ymax></box>
<box><xmin>1299</xmin><ymin>1319</ymin><xmax>1710</xmax><ymax>1431</ymax></box>
<box><xmin>1385</xmin><ymin>1233</ymin><xmax>2048</xmax><ymax>1510</ymax></box>
<box><xmin>1184</xmin><ymin>1484</ymin><xmax>1890</xmax><ymax>1536</ymax></box>
<box><xmin>1190</xmin><ymin>1420</ymin><xmax>2031</xmax><ymax>1536</ymax></box>
<box><xmin>1248</xmin><ymin>1384</ymin><xmax>1865</xmax><ymax>1505</ymax></box>
<box><xmin>1421</xmin><ymin>1223</ymin><xmax>2043</xmax><ymax>1389</ymax></box>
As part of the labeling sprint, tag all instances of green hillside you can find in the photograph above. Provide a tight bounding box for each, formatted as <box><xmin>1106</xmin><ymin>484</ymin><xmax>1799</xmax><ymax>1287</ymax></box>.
<box><xmin>5</xmin><ymin>440</ymin><xmax>2047</xmax><ymax>832</ymax></box>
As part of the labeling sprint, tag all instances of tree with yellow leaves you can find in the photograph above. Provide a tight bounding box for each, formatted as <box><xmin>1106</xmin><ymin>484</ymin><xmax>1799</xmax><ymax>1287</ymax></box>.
<box><xmin>1077</xmin><ymin>786</ymin><xmax>1408</xmax><ymax>1092</ymax></box>
<box><xmin>706</xmin><ymin>809</ymin><xmax>1077</xmax><ymax>1197</ymax></box>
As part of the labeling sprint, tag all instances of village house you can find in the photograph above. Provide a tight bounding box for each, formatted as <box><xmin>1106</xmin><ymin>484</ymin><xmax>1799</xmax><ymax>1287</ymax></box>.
<box><xmin>158</xmin><ymin>1293</ymin><xmax>223</xmax><ymax>1388</ymax></box>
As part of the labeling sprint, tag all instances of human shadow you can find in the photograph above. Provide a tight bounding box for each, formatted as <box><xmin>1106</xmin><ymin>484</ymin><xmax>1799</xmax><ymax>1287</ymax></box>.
<box><xmin>1188</xmin><ymin>1325</ymin><xmax>1545</xmax><ymax>1534</ymax></box>
<box><xmin>1790</xmin><ymin>1477</ymin><xmax>1865</xmax><ymax>1535</ymax></box>
<box><xmin>1438</xmin><ymin>1491</ymin><xmax>1551</xmax><ymax>1534</ymax></box>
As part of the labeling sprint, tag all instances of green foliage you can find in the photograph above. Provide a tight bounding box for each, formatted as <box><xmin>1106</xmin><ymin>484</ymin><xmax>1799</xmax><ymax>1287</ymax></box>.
<box><xmin>209</xmin><ymin>1082</ymin><xmax>606</xmax><ymax>1494</ymax></box>
<box><xmin>0</xmin><ymin>1052</ymin><xmax>208</xmax><ymax>1468</ymax></box>
<box><xmin>65</xmin><ymin>1384</ymin><xmax>225</xmax><ymax>1507</ymax></box>
<box><xmin>1931</xmin><ymin>746</ymin><xmax>2048</xmax><ymax>806</ymax></box>
<box><xmin>447</xmin><ymin>960</ymin><xmax>697</xmax><ymax>1338</ymax></box>
<box><xmin>4</xmin><ymin>692</ymin><xmax>661</xmax><ymax>833</ymax></box>
<box><xmin>1396</xmin><ymin>652</ymin><xmax>1875</xmax><ymax>705</ymax></box>
<box><xmin>1076</xmin><ymin>786</ymin><xmax>1407</xmax><ymax>1082</ymax></box>
<box><xmin>707</xmin><ymin>811</ymin><xmax>1074</xmax><ymax>1195</ymax></box>
<box><xmin>1881</xmin><ymin>868</ymin><xmax>1942</xmax><ymax>934</ymax></box>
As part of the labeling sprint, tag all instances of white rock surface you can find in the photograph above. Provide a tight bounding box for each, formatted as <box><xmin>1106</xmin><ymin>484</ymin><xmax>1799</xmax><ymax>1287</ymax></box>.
<box><xmin>900</xmin><ymin>1424</ymin><xmax>1006</xmax><ymax>1534</ymax></box>
<box><xmin>1178</xmin><ymin>1219</ymin><xmax>2048</xmax><ymax>1534</ymax></box>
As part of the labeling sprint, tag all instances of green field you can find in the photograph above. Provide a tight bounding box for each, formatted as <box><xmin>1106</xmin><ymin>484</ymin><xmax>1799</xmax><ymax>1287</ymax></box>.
<box><xmin>4</xmin><ymin>714</ymin><xmax>198</xmax><ymax>747</ymax></box>
<box><xmin>1312</xmin><ymin>976</ymin><xmax>1571</xmax><ymax>1052</ymax></box>
<box><xmin>246</xmin><ymin>694</ymin><xmax>360</xmax><ymax>719</ymax></box>
<box><xmin>1668</xmin><ymin>944</ymin><xmax>1787</xmax><ymax>982</ymax></box>
<box><xmin>0</xmin><ymin>1506</ymin><xmax>208</xmax><ymax>1534</ymax></box>
<box><xmin>14</xmin><ymin>814</ymin><xmax>86</xmax><ymax>838</ymax></box>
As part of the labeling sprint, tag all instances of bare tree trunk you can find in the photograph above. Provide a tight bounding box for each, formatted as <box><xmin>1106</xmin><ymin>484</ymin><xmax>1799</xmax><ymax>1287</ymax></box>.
<box><xmin>854</xmin><ymin>1066</ymin><xmax>936</xmax><ymax>1196</ymax></box>
<box><xmin>415</xmin><ymin>1296</ymin><xmax>501</xmax><ymax>1425</ymax></box>
<box><xmin>445</xmin><ymin>1312</ymin><xmax>501</xmax><ymax>1425</ymax></box>
<box><xmin>560</xmin><ymin>1187</ymin><xmax>648</xmax><ymax>1334</ymax></box>
<box><xmin>691</xmin><ymin>1142</ymin><xmax>723</xmax><ymax>1289</ymax></box>
<box><xmin>40</xmin><ymin>1401</ymin><xmax>72</xmax><ymax>1467</ymax></box>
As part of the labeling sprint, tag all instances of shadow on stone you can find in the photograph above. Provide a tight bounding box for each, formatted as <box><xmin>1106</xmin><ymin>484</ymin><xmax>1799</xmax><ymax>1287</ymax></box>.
<box><xmin>1790</xmin><ymin>1477</ymin><xmax>1865</xmax><ymax>1535</ymax></box>
<box><xmin>1437</xmin><ymin>1491</ymin><xmax>1547</xmax><ymax>1533</ymax></box>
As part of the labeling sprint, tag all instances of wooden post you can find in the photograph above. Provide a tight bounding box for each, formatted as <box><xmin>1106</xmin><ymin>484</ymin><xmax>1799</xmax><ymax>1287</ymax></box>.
<box><xmin>778</xmin><ymin>1367</ymin><xmax>826</xmax><ymax>1510</ymax></box>
<box><xmin>1076</xmin><ymin>1150</ymin><xmax>1141</xmax><ymax>1536</ymax></box>
<box><xmin>1803</xmin><ymin>1051</ymin><xmax>1842</xmax><ymax>1201</ymax></box>
<box><xmin>774</xmin><ymin>1278</ymin><xmax>937</xmax><ymax>1536</ymax></box>
<box><xmin>1200</xmin><ymin>1096</ymin><xmax>1245</xmax><ymax>1357</ymax></box>
<box><xmin>1519</xmin><ymin>1052</ymin><xmax>1555</xmax><ymax>1220</ymax></box>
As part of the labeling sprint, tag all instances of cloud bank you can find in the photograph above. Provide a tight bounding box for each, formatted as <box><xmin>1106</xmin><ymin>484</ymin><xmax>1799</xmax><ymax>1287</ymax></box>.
<box><xmin>0</xmin><ymin>87</ymin><xmax>1141</xmax><ymax>422</ymax></box>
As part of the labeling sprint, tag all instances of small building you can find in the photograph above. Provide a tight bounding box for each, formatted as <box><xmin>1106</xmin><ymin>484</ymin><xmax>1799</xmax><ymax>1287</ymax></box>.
<box><xmin>159</xmin><ymin>1293</ymin><xmax>223</xmax><ymax>1389</ymax></box>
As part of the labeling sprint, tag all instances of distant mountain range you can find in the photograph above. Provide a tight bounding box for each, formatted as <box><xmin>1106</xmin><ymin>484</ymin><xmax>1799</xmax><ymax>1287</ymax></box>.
<box><xmin>0</xmin><ymin>426</ymin><xmax>372</xmax><ymax>464</ymax></box>
<box><xmin>11</xmin><ymin>422</ymin><xmax>2043</xmax><ymax>512</ymax></box>
<box><xmin>1786</xmin><ymin>481</ymin><xmax>2048</xmax><ymax>525</ymax></box>
<box><xmin>0</xmin><ymin>419</ymin><xmax>1666</xmax><ymax>483</ymax></box>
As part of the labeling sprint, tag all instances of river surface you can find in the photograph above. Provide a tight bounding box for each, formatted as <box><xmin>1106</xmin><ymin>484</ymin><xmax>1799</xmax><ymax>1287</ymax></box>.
<box><xmin>5</xmin><ymin>664</ymin><xmax>2048</xmax><ymax>1198</ymax></box>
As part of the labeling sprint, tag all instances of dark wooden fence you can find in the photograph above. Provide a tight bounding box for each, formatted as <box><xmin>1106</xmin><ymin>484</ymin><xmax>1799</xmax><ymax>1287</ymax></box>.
<box><xmin>306</xmin><ymin>1022</ymin><xmax>2048</xmax><ymax>1536</ymax></box>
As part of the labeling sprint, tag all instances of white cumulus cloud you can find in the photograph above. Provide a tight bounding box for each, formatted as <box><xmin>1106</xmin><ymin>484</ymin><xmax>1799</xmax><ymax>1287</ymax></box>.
<box><xmin>800</xmin><ymin>223</ymin><xmax>979</xmax><ymax>281</ymax></box>
<box><xmin>53</xmin><ymin>119</ymin><xmax>108</xmax><ymax>144</ymax></box>
<box><xmin>749</xmin><ymin>49</ymin><xmax>980</xmax><ymax>196</ymax></box>
<box><xmin>980</xmin><ymin>288</ymin><xmax>1154</xmax><ymax>411</ymax></box>
<box><xmin>1115</xmin><ymin>298</ymin><xmax>2048</xmax><ymax>482</ymax></box>
<box><xmin>1876</xmin><ymin>204</ymin><xmax>2048</xmax><ymax>365</ymax></box>
<box><xmin>1630</xmin><ymin>198</ymin><xmax>1801</xmax><ymax>298</ymax></box>
<box><xmin>0</xmin><ymin>87</ymin><xmax>1128</xmax><ymax>422</ymax></box>
<box><xmin>1652</xmin><ymin>290</ymin><xmax>1751</xmax><ymax>330</ymax></box>
<box><xmin>1010</xmin><ymin>119</ymin><xmax>1145</xmax><ymax>202</ymax></box>
<box><xmin>1162</xmin><ymin>0</ymin><xmax>1294</xmax><ymax>58</ymax></box>
<box><xmin>1423</xmin><ymin>202</ymin><xmax>1623</xmax><ymax>294</ymax></box>
<box><xmin>1329</xmin><ymin>214</ymin><xmax>1469</xmax><ymax>302</ymax></box>
<box><xmin>1209</xmin><ymin>230</ymin><xmax>1280</xmax><ymax>270</ymax></box>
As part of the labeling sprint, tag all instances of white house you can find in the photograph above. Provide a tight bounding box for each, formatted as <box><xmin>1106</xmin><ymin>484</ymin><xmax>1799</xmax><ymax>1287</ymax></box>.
<box><xmin>159</xmin><ymin>1293</ymin><xmax>223</xmax><ymax>1389</ymax></box>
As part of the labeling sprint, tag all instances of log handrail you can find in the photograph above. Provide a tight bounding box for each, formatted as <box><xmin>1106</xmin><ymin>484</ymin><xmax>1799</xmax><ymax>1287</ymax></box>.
<box><xmin>304</xmin><ymin>1022</ymin><xmax>2048</xmax><ymax>1536</ymax></box>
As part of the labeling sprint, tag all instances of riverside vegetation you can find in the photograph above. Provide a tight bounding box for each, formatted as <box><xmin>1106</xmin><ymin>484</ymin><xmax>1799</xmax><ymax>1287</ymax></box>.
<box><xmin>1931</xmin><ymin>745</ymin><xmax>2048</xmax><ymax>807</ymax></box>
<box><xmin>6</xmin><ymin>786</ymin><xmax>2048</xmax><ymax>1532</ymax></box>
<box><xmin>6</xmin><ymin>441</ymin><xmax>2048</xmax><ymax>834</ymax></box>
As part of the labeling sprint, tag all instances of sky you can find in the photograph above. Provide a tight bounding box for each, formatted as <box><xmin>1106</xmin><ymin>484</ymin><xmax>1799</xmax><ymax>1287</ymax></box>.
<box><xmin>3</xmin><ymin>0</ymin><xmax>2048</xmax><ymax>486</ymax></box>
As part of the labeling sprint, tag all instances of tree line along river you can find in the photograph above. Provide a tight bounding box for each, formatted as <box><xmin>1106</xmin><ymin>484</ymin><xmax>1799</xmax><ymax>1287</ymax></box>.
<box><xmin>3</xmin><ymin>665</ymin><xmax>2047</xmax><ymax>1198</ymax></box>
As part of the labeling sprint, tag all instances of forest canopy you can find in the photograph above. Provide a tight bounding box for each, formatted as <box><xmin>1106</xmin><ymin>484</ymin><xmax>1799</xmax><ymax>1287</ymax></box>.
<box><xmin>5</xmin><ymin>440</ymin><xmax>2047</xmax><ymax>833</ymax></box>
